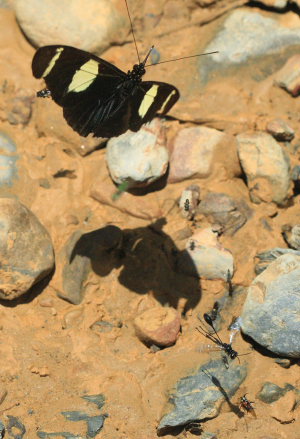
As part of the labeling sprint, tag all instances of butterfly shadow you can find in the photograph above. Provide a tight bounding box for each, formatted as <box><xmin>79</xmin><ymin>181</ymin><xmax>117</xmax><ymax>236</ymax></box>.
<box><xmin>69</xmin><ymin>218</ymin><xmax>201</xmax><ymax>312</ymax></box>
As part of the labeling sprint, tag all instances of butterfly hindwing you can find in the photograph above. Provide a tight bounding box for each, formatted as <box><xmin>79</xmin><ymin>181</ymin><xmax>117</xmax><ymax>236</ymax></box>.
<box><xmin>129</xmin><ymin>81</ymin><xmax>179</xmax><ymax>131</ymax></box>
<box><xmin>32</xmin><ymin>45</ymin><xmax>127</xmax><ymax>107</ymax></box>
<box><xmin>63</xmin><ymin>92</ymin><xmax>132</xmax><ymax>138</ymax></box>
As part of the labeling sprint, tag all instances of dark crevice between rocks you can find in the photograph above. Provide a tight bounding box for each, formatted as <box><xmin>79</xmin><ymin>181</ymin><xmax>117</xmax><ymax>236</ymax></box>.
<box><xmin>246</xmin><ymin>1</ymin><xmax>300</xmax><ymax>14</ymax></box>
<box><xmin>241</xmin><ymin>332</ymin><xmax>296</xmax><ymax>361</ymax></box>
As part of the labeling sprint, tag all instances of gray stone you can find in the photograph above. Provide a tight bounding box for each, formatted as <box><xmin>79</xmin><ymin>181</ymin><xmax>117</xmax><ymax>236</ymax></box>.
<box><xmin>6</xmin><ymin>415</ymin><xmax>26</xmax><ymax>438</ymax></box>
<box><xmin>106</xmin><ymin>119</ymin><xmax>169</xmax><ymax>187</ymax></box>
<box><xmin>0</xmin><ymin>420</ymin><xmax>4</xmax><ymax>439</ymax></box>
<box><xmin>0</xmin><ymin>132</ymin><xmax>18</xmax><ymax>188</ymax></box>
<box><xmin>258</xmin><ymin>382</ymin><xmax>293</xmax><ymax>404</ymax></box>
<box><xmin>61</xmin><ymin>411</ymin><xmax>89</xmax><ymax>421</ymax></box>
<box><xmin>255</xmin><ymin>247</ymin><xmax>300</xmax><ymax>274</ymax></box>
<box><xmin>86</xmin><ymin>415</ymin><xmax>107</xmax><ymax>438</ymax></box>
<box><xmin>37</xmin><ymin>432</ymin><xmax>84</xmax><ymax>438</ymax></box>
<box><xmin>178</xmin><ymin>228</ymin><xmax>234</xmax><ymax>280</ymax></box>
<box><xmin>158</xmin><ymin>359</ymin><xmax>247</xmax><ymax>432</ymax></box>
<box><xmin>82</xmin><ymin>394</ymin><xmax>105</xmax><ymax>410</ymax></box>
<box><xmin>282</xmin><ymin>224</ymin><xmax>300</xmax><ymax>250</ymax></box>
<box><xmin>0</xmin><ymin>198</ymin><xmax>54</xmax><ymax>300</ymax></box>
<box><xmin>292</xmin><ymin>165</ymin><xmax>300</xmax><ymax>181</ymax></box>
<box><xmin>197</xmin><ymin>192</ymin><xmax>251</xmax><ymax>235</ymax></box>
<box><xmin>202</xmin><ymin>9</ymin><xmax>300</xmax><ymax>82</ymax></box>
<box><xmin>236</xmin><ymin>131</ymin><xmax>291</xmax><ymax>205</ymax></box>
<box><xmin>274</xmin><ymin>358</ymin><xmax>292</xmax><ymax>368</ymax></box>
<box><xmin>14</xmin><ymin>0</ymin><xmax>129</xmax><ymax>53</ymax></box>
<box><xmin>57</xmin><ymin>226</ymin><xmax>122</xmax><ymax>304</ymax></box>
<box><xmin>241</xmin><ymin>254</ymin><xmax>300</xmax><ymax>357</ymax></box>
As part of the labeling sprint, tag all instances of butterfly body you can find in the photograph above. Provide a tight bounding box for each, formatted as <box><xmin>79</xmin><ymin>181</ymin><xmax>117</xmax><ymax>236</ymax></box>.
<box><xmin>32</xmin><ymin>45</ymin><xmax>179</xmax><ymax>138</ymax></box>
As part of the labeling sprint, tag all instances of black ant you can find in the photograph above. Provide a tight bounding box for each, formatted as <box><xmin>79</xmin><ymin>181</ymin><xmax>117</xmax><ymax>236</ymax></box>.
<box><xmin>184</xmin><ymin>421</ymin><xmax>202</xmax><ymax>435</ymax></box>
<box><xmin>227</xmin><ymin>269</ymin><xmax>233</xmax><ymax>296</ymax></box>
<box><xmin>189</xmin><ymin>240</ymin><xmax>195</xmax><ymax>251</ymax></box>
<box><xmin>37</xmin><ymin>88</ymin><xmax>51</xmax><ymax>98</ymax></box>
<box><xmin>239</xmin><ymin>394</ymin><xmax>257</xmax><ymax>418</ymax></box>
<box><xmin>196</xmin><ymin>313</ymin><xmax>248</xmax><ymax>365</ymax></box>
<box><xmin>209</xmin><ymin>301</ymin><xmax>219</xmax><ymax>321</ymax></box>
<box><xmin>184</xmin><ymin>199</ymin><xmax>190</xmax><ymax>212</ymax></box>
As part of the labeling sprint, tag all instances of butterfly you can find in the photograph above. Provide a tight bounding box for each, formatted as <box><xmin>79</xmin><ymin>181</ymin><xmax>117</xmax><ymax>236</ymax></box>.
<box><xmin>32</xmin><ymin>44</ymin><xmax>179</xmax><ymax>138</ymax></box>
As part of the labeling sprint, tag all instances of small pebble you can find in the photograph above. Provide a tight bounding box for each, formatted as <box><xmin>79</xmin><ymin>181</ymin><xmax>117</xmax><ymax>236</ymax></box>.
<box><xmin>275</xmin><ymin>54</ymin><xmax>300</xmax><ymax>97</ymax></box>
<box><xmin>62</xmin><ymin>308</ymin><xmax>84</xmax><ymax>329</ymax></box>
<box><xmin>0</xmin><ymin>390</ymin><xmax>7</xmax><ymax>406</ymax></box>
<box><xmin>39</xmin><ymin>297</ymin><xmax>54</xmax><ymax>308</ymax></box>
<box><xmin>274</xmin><ymin>358</ymin><xmax>291</xmax><ymax>368</ymax></box>
<box><xmin>266</xmin><ymin>118</ymin><xmax>295</xmax><ymax>141</ymax></box>
<box><xmin>282</xmin><ymin>224</ymin><xmax>300</xmax><ymax>250</ymax></box>
<box><xmin>134</xmin><ymin>306</ymin><xmax>181</xmax><ymax>347</ymax></box>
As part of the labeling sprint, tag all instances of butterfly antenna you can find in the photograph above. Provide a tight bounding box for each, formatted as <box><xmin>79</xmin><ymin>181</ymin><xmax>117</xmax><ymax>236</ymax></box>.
<box><xmin>124</xmin><ymin>0</ymin><xmax>140</xmax><ymax>63</ymax></box>
<box><xmin>146</xmin><ymin>51</ymin><xmax>218</xmax><ymax>67</ymax></box>
<box><xmin>142</xmin><ymin>45</ymin><xmax>154</xmax><ymax>66</ymax></box>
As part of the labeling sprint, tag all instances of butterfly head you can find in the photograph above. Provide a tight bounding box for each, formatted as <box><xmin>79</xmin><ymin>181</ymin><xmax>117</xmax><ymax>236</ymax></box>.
<box><xmin>127</xmin><ymin>63</ymin><xmax>146</xmax><ymax>82</ymax></box>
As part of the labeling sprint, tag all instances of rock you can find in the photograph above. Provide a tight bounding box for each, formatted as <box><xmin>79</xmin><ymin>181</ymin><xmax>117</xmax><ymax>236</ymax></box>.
<box><xmin>178</xmin><ymin>228</ymin><xmax>234</xmax><ymax>280</ymax></box>
<box><xmin>203</xmin><ymin>9</ymin><xmax>300</xmax><ymax>75</ymax></box>
<box><xmin>37</xmin><ymin>431</ymin><xmax>85</xmax><ymax>438</ymax></box>
<box><xmin>178</xmin><ymin>185</ymin><xmax>200</xmax><ymax>220</ymax></box>
<box><xmin>86</xmin><ymin>415</ymin><xmax>107</xmax><ymax>438</ymax></box>
<box><xmin>60</xmin><ymin>395</ymin><xmax>107</xmax><ymax>438</ymax></box>
<box><xmin>0</xmin><ymin>420</ymin><xmax>4</xmax><ymax>439</ymax></box>
<box><xmin>106</xmin><ymin>119</ymin><xmax>169</xmax><ymax>187</ymax></box>
<box><xmin>201</xmin><ymin>432</ymin><xmax>218</xmax><ymax>439</ymax></box>
<box><xmin>0</xmin><ymin>0</ymin><xmax>12</xmax><ymax>7</ymax></box>
<box><xmin>54</xmin><ymin>226</ymin><xmax>122</xmax><ymax>304</ymax></box>
<box><xmin>197</xmin><ymin>192</ymin><xmax>251</xmax><ymax>235</ymax></box>
<box><xmin>62</xmin><ymin>308</ymin><xmax>84</xmax><ymax>329</ymax></box>
<box><xmin>82</xmin><ymin>394</ymin><xmax>105</xmax><ymax>410</ymax></box>
<box><xmin>274</xmin><ymin>358</ymin><xmax>291</xmax><ymax>368</ymax></box>
<box><xmin>236</xmin><ymin>131</ymin><xmax>291</xmax><ymax>205</ymax></box>
<box><xmin>241</xmin><ymin>253</ymin><xmax>300</xmax><ymax>357</ymax></box>
<box><xmin>282</xmin><ymin>224</ymin><xmax>300</xmax><ymax>249</ymax></box>
<box><xmin>275</xmin><ymin>54</ymin><xmax>300</xmax><ymax>96</ymax></box>
<box><xmin>291</xmin><ymin>165</ymin><xmax>300</xmax><ymax>181</ymax></box>
<box><xmin>168</xmin><ymin>127</ymin><xmax>241</xmax><ymax>183</ymax></box>
<box><xmin>6</xmin><ymin>416</ymin><xmax>26</xmax><ymax>438</ymax></box>
<box><xmin>0</xmin><ymin>198</ymin><xmax>54</xmax><ymax>300</ymax></box>
<box><xmin>4</xmin><ymin>89</ymin><xmax>32</xmax><ymax>126</ymax></box>
<box><xmin>258</xmin><ymin>382</ymin><xmax>293</xmax><ymax>404</ymax></box>
<box><xmin>157</xmin><ymin>359</ymin><xmax>247</xmax><ymax>432</ymax></box>
<box><xmin>254</xmin><ymin>247</ymin><xmax>300</xmax><ymax>274</ymax></box>
<box><xmin>0</xmin><ymin>132</ymin><xmax>19</xmax><ymax>190</ymax></box>
<box><xmin>14</xmin><ymin>0</ymin><xmax>129</xmax><ymax>53</ymax></box>
<box><xmin>134</xmin><ymin>306</ymin><xmax>181</xmax><ymax>347</ymax></box>
<box><xmin>266</xmin><ymin>118</ymin><xmax>295</xmax><ymax>141</ymax></box>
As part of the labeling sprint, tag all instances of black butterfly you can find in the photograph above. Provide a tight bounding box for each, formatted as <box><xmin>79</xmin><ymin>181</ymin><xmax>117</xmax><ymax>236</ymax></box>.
<box><xmin>32</xmin><ymin>45</ymin><xmax>179</xmax><ymax>138</ymax></box>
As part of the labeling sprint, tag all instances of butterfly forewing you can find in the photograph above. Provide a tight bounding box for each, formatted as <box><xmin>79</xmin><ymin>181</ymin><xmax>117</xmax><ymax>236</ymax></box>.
<box><xmin>32</xmin><ymin>45</ymin><xmax>126</xmax><ymax>106</ymax></box>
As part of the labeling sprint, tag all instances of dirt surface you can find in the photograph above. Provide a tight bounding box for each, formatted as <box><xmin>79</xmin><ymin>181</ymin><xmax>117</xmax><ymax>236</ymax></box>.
<box><xmin>0</xmin><ymin>1</ymin><xmax>300</xmax><ymax>438</ymax></box>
